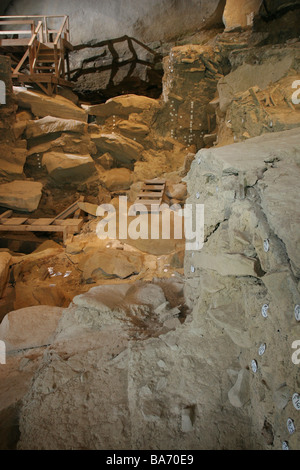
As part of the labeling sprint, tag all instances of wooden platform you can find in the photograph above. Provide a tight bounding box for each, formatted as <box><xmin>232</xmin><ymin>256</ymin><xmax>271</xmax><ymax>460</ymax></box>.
<box><xmin>0</xmin><ymin>198</ymin><xmax>85</xmax><ymax>244</ymax></box>
<box><xmin>0</xmin><ymin>15</ymin><xmax>73</xmax><ymax>95</ymax></box>
<box><xmin>133</xmin><ymin>179</ymin><xmax>166</xmax><ymax>212</ymax></box>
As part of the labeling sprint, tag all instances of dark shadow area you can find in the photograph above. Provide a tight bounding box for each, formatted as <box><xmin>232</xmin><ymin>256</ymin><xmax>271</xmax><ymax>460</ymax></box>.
<box><xmin>70</xmin><ymin>35</ymin><xmax>163</xmax><ymax>103</ymax></box>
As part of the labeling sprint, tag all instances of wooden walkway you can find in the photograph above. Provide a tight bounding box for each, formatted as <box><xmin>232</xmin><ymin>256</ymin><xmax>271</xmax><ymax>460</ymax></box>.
<box><xmin>0</xmin><ymin>15</ymin><xmax>73</xmax><ymax>95</ymax></box>
<box><xmin>0</xmin><ymin>197</ymin><xmax>85</xmax><ymax>244</ymax></box>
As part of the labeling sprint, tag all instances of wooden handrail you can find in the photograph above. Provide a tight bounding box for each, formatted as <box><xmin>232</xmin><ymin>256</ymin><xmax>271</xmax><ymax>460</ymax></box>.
<box><xmin>0</xmin><ymin>15</ymin><xmax>68</xmax><ymax>19</ymax></box>
<box><xmin>54</xmin><ymin>15</ymin><xmax>68</xmax><ymax>46</ymax></box>
<box><xmin>28</xmin><ymin>20</ymin><xmax>43</xmax><ymax>47</ymax></box>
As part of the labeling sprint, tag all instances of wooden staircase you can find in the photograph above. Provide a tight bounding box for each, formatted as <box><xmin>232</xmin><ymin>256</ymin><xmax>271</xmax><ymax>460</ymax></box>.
<box><xmin>0</xmin><ymin>15</ymin><xmax>73</xmax><ymax>95</ymax></box>
<box><xmin>133</xmin><ymin>179</ymin><xmax>166</xmax><ymax>212</ymax></box>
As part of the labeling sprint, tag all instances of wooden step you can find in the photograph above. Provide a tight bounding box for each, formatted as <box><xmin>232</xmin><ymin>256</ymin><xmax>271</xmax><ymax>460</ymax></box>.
<box><xmin>144</xmin><ymin>179</ymin><xmax>165</xmax><ymax>185</ymax></box>
<box><xmin>35</xmin><ymin>66</ymin><xmax>55</xmax><ymax>70</ymax></box>
<box><xmin>133</xmin><ymin>178</ymin><xmax>166</xmax><ymax>212</ymax></box>
<box><xmin>138</xmin><ymin>191</ymin><xmax>164</xmax><ymax>198</ymax></box>
<box><xmin>36</xmin><ymin>57</ymin><xmax>55</xmax><ymax>62</ymax></box>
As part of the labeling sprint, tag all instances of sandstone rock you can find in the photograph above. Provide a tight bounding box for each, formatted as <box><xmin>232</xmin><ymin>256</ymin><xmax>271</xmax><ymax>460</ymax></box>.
<box><xmin>203</xmin><ymin>133</ymin><xmax>217</xmax><ymax>146</ymax></box>
<box><xmin>91</xmin><ymin>132</ymin><xmax>144</xmax><ymax>166</ymax></box>
<box><xmin>160</xmin><ymin>44</ymin><xmax>224</xmax><ymax>149</ymax></box>
<box><xmin>124</xmin><ymin>283</ymin><xmax>166</xmax><ymax>310</ymax></box>
<box><xmin>26</xmin><ymin>116</ymin><xmax>88</xmax><ymax>139</ymax></box>
<box><xmin>13</xmin><ymin>87</ymin><xmax>87</xmax><ymax>122</ymax></box>
<box><xmin>228</xmin><ymin>369</ymin><xmax>250</xmax><ymax>408</ymax></box>
<box><xmin>15</xmin><ymin>111</ymin><xmax>33</xmax><ymax>122</ymax></box>
<box><xmin>72</xmin><ymin>283</ymin><xmax>131</xmax><ymax>312</ymax></box>
<box><xmin>223</xmin><ymin>0</ymin><xmax>261</xmax><ymax>30</ymax></box>
<box><xmin>0</xmin><ymin>181</ymin><xmax>43</xmax><ymax>212</ymax></box>
<box><xmin>86</xmin><ymin>94</ymin><xmax>160</xmax><ymax>118</ymax></box>
<box><xmin>208</xmin><ymin>303</ymin><xmax>252</xmax><ymax>347</ymax></box>
<box><xmin>12</xmin><ymin>121</ymin><xmax>27</xmax><ymax>140</ymax></box>
<box><xmin>42</xmin><ymin>151</ymin><xmax>96</xmax><ymax>184</ymax></box>
<box><xmin>217</xmin><ymin>46</ymin><xmax>300</xmax><ymax>113</ymax></box>
<box><xmin>97</xmin><ymin>152</ymin><xmax>114</xmax><ymax>170</ymax></box>
<box><xmin>0</xmin><ymin>144</ymin><xmax>27</xmax><ymax>177</ymax></box>
<box><xmin>0</xmin><ymin>305</ymin><xmax>63</xmax><ymax>351</ymax></box>
<box><xmin>102</xmin><ymin>168</ymin><xmax>134</xmax><ymax>191</ymax></box>
<box><xmin>165</xmin><ymin>182</ymin><xmax>187</xmax><ymax>201</ymax></box>
<box><xmin>78</xmin><ymin>249</ymin><xmax>144</xmax><ymax>280</ymax></box>
<box><xmin>223</xmin><ymin>75</ymin><xmax>300</xmax><ymax>144</ymax></box>
<box><xmin>27</xmin><ymin>133</ymin><xmax>97</xmax><ymax>157</ymax></box>
<box><xmin>116</xmin><ymin>119</ymin><xmax>149</xmax><ymax>141</ymax></box>
<box><xmin>0</xmin><ymin>252</ymin><xmax>11</xmax><ymax>298</ymax></box>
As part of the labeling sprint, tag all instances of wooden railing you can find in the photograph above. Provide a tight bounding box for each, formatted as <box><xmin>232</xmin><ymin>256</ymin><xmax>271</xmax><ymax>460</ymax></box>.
<box><xmin>0</xmin><ymin>15</ymin><xmax>70</xmax><ymax>43</ymax></box>
<box><xmin>53</xmin><ymin>15</ymin><xmax>70</xmax><ymax>81</ymax></box>
<box><xmin>0</xmin><ymin>15</ymin><xmax>72</xmax><ymax>93</ymax></box>
<box><xmin>28</xmin><ymin>20</ymin><xmax>43</xmax><ymax>75</ymax></box>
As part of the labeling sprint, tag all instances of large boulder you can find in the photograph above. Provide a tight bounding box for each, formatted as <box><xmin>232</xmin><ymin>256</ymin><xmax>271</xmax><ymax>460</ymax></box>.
<box><xmin>42</xmin><ymin>151</ymin><xmax>96</xmax><ymax>184</ymax></box>
<box><xmin>86</xmin><ymin>94</ymin><xmax>160</xmax><ymax>118</ymax></box>
<box><xmin>223</xmin><ymin>0</ymin><xmax>262</xmax><ymax>30</ymax></box>
<box><xmin>102</xmin><ymin>168</ymin><xmax>134</xmax><ymax>191</ymax></box>
<box><xmin>91</xmin><ymin>132</ymin><xmax>144</xmax><ymax>165</ymax></box>
<box><xmin>13</xmin><ymin>87</ymin><xmax>87</xmax><ymax>122</ymax></box>
<box><xmin>26</xmin><ymin>116</ymin><xmax>88</xmax><ymax>139</ymax></box>
<box><xmin>0</xmin><ymin>144</ymin><xmax>27</xmax><ymax>177</ymax></box>
<box><xmin>78</xmin><ymin>248</ymin><xmax>144</xmax><ymax>281</ymax></box>
<box><xmin>0</xmin><ymin>181</ymin><xmax>43</xmax><ymax>212</ymax></box>
<box><xmin>0</xmin><ymin>305</ymin><xmax>63</xmax><ymax>351</ymax></box>
<box><xmin>27</xmin><ymin>133</ymin><xmax>97</xmax><ymax>157</ymax></box>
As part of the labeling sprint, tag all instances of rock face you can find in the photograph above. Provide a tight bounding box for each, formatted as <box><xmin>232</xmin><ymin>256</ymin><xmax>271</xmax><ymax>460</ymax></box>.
<box><xmin>217</xmin><ymin>44</ymin><xmax>300</xmax><ymax>114</ymax></box>
<box><xmin>12</xmin><ymin>128</ymin><xmax>300</xmax><ymax>450</ymax></box>
<box><xmin>158</xmin><ymin>44</ymin><xmax>226</xmax><ymax>149</ymax></box>
<box><xmin>4</xmin><ymin>0</ymin><xmax>225</xmax><ymax>44</ymax></box>
<box><xmin>184</xmin><ymin>128</ymin><xmax>300</xmax><ymax>450</ymax></box>
<box><xmin>215</xmin><ymin>42</ymin><xmax>300</xmax><ymax>146</ymax></box>
<box><xmin>0</xmin><ymin>180</ymin><xmax>43</xmax><ymax>212</ymax></box>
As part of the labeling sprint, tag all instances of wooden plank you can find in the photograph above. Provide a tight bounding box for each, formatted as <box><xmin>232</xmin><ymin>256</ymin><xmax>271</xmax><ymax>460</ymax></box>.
<box><xmin>0</xmin><ymin>219</ymin><xmax>83</xmax><ymax>233</ymax></box>
<box><xmin>0</xmin><ymin>38</ymin><xmax>30</xmax><ymax>46</ymax></box>
<box><xmin>135</xmin><ymin>199</ymin><xmax>162</xmax><ymax>205</ymax></box>
<box><xmin>53</xmin><ymin>197</ymin><xmax>84</xmax><ymax>221</ymax></box>
<box><xmin>145</xmin><ymin>179</ymin><xmax>165</xmax><ymax>184</ymax></box>
<box><xmin>0</xmin><ymin>210</ymin><xmax>12</xmax><ymax>220</ymax></box>
<box><xmin>140</xmin><ymin>184</ymin><xmax>165</xmax><ymax>191</ymax></box>
<box><xmin>13</xmin><ymin>48</ymin><xmax>29</xmax><ymax>74</ymax></box>
<box><xmin>0</xmin><ymin>31</ymin><xmax>32</xmax><ymax>35</ymax></box>
<box><xmin>0</xmin><ymin>20</ymin><xmax>35</xmax><ymax>26</ymax></box>
<box><xmin>138</xmin><ymin>191</ymin><xmax>164</xmax><ymax>198</ymax></box>
<box><xmin>30</xmin><ymin>218</ymin><xmax>55</xmax><ymax>225</ymax></box>
<box><xmin>0</xmin><ymin>224</ymin><xmax>64</xmax><ymax>233</ymax></box>
<box><xmin>1</xmin><ymin>217</ymin><xmax>28</xmax><ymax>225</ymax></box>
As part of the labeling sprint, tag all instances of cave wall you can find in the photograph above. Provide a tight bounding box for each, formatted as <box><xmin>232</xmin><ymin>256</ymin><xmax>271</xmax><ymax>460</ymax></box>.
<box><xmin>4</xmin><ymin>0</ymin><xmax>224</xmax><ymax>45</ymax></box>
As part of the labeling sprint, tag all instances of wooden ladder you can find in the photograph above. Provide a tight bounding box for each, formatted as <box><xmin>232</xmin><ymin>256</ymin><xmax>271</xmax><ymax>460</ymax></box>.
<box><xmin>133</xmin><ymin>179</ymin><xmax>166</xmax><ymax>212</ymax></box>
